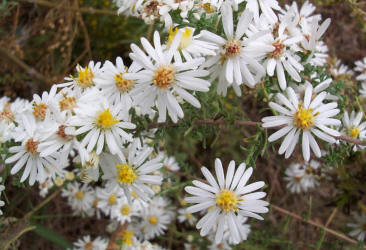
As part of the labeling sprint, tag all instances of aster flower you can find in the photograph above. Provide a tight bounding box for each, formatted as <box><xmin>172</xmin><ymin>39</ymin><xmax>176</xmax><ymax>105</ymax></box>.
<box><xmin>31</xmin><ymin>85</ymin><xmax>58</xmax><ymax>122</ymax></box>
<box><xmin>59</xmin><ymin>61</ymin><xmax>101</xmax><ymax>95</ymax></box>
<box><xmin>72</xmin><ymin>235</ymin><xmax>108</xmax><ymax>250</ymax></box>
<box><xmin>178</xmin><ymin>208</ymin><xmax>197</xmax><ymax>226</ymax></box>
<box><xmin>100</xmin><ymin>141</ymin><xmax>163</xmax><ymax>202</ymax></box>
<box><xmin>185</xmin><ymin>158</ymin><xmax>269</xmax><ymax>244</ymax></box>
<box><xmin>69</xmin><ymin>90</ymin><xmax>136</xmax><ymax>157</ymax></box>
<box><xmin>284</xmin><ymin>161</ymin><xmax>320</xmax><ymax>193</ymax></box>
<box><xmin>94</xmin><ymin>57</ymin><xmax>139</xmax><ymax>113</ymax></box>
<box><xmin>330</xmin><ymin>59</ymin><xmax>353</xmax><ymax>79</ymax></box>
<box><xmin>110</xmin><ymin>195</ymin><xmax>141</xmax><ymax>224</ymax></box>
<box><xmin>138</xmin><ymin>204</ymin><xmax>173</xmax><ymax>240</ymax></box>
<box><xmin>61</xmin><ymin>182</ymin><xmax>94</xmax><ymax>216</ymax></box>
<box><xmin>347</xmin><ymin>213</ymin><xmax>366</xmax><ymax>242</ymax></box>
<box><xmin>125</xmin><ymin>30</ymin><xmax>210</xmax><ymax>122</ymax></box>
<box><xmin>5</xmin><ymin>114</ymin><xmax>60</xmax><ymax>185</ymax></box>
<box><xmin>342</xmin><ymin>111</ymin><xmax>366</xmax><ymax>151</ymax></box>
<box><xmin>201</xmin><ymin>4</ymin><xmax>270</xmax><ymax>96</ymax></box>
<box><xmin>168</xmin><ymin>27</ymin><xmax>218</xmax><ymax>62</ymax></box>
<box><xmin>96</xmin><ymin>186</ymin><xmax>125</xmax><ymax>217</ymax></box>
<box><xmin>262</xmin><ymin>85</ymin><xmax>341</xmax><ymax>161</ymax></box>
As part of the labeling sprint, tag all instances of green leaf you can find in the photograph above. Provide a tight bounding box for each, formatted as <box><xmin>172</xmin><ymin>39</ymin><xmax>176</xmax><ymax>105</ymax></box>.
<box><xmin>30</xmin><ymin>222</ymin><xmax>72</xmax><ymax>249</ymax></box>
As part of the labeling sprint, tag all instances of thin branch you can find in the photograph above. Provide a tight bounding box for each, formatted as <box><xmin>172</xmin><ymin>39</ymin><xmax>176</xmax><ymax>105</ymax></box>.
<box><xmin>271</xmin><ymin>204</ymin><xmax>364</xmax><ymax>248</ymax></box>
<box><xmin>20</xmin><ymin>0</ymin><xmax>117</xmax><ymax>16</ymax></box>
<box><xmin>23</xmin><ymin>188</ymin><xmax>61</xmax><ymax>220</ymax></box>
<box><xmin>145</xmin><ymin>119</ymin><xmax>366</xmax><ymax>146</ymax></box>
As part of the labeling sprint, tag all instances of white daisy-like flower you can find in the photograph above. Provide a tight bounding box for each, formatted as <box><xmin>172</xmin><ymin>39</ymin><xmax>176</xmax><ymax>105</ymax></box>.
<box><xmin>0</xmin><ymin>177</ymin><xmax>5</xmax><ymax>215</ymax></box>
<box><xmin>138</xmin><ymin>205</ymin><xmax>173</xmax><ymax>240</ymax></box>
<box><xmin>72</xmin><ymin>235</ymin><xmax>108</xmax><ymax>250</ymax></box>
<box><xmin>61</xmin><ymin>182</ymin><xmax>94</xmax><ymax>216</ymax></box>
<box><xmin>125</xmin><ymin>30</ymin><xmax>210</xmax><ymax>122</ymax></box>
<box><xmin>330</xmin><ymin>59</ymin><xmax>353</xmax><ymax>79</ymax></box>
<box><xmin>168</xmin><ymin>27</ymin><xmax>218</xmax><ymax>62</ymax></box>
<box><xmin>110</xmin><ymin>195</ymin><xmax>141</xmax><ymax>224</ymax></box>
<box><xmin>5</xmin><ymin>114</ymin><xmax>60</xmax><ymax>185</ymax></box>
<box><xmin>284</xmin><ymin>162</ymin><xmax>305</xmax><ymax>193</ymax></box>
<box><xmin>354</xmin><ymin>57</ymin><xmax>366</xmax><ymax>82</ymax></box>
<box><xmin>342</xmin><ymin>111</ymin><xmax>366</xmax><ymax>151</ymax></box>
<box><xmin>262</xmin><ymin>85</ymin><xmax>341</xmax><ymax>161</ymax></box>
<box><xmin>38</xmin><ymin>179</ymin><xmax>54</xmax><ymax>198</ymax></box>
<box><xmin>178</xmin><ymin>208</ymin><xmax>197</xmax><ymax>226</ymax></box>
<box><xmin>96</xmin><ymin>186</ymin><xmax>124</xmax><ymax>217</ymax></box>
<box><xmin>263</xmin><ymin>21</ymin><xmax>304</xmax><ymax>90</ymax></box>
<box><xmin>69</xmin><ymin>91</ymin><xmax>136</xmax><ymax>157</ymax></box>
<box><xmin>162</xmin><ymin>155</ymin><xmax>180</xmax><ymax>172</ymax></box>
<box><xmin>185</xmin><ymin>158</ymin><xmax>269</xmax><ymax>244</ymax></box>
<box><xmin>31</xmin><ymin>85</ymin><xmax>58</xmax><ymax>122</ymax></box>
<box><xmin>100</xmin><ymin>142</ymin><xmax>163</xmax><ymax>202</ymax></box>
<box><xmin>347</xmin><ymin>213</ymin><xmax>366</xmax><ymax>242</ymax></box>
<box><xmin>94</xmin><ymin>57</ymin><xmax>139</xmax><ymax>112</ymax></box>
<box><xmin>59</xmin><ymin>61</ymin><xmax>101</xmax><ymax>95</ymax></box>
<box><xmin>201</xmin><ymin>5</ymin><xmax>269</xmax><ymax>96</ymax></box>
<box><xmin>360</xmin><ymin>82</ymin><xmax>366</xmax><ymax>98</ymax></box>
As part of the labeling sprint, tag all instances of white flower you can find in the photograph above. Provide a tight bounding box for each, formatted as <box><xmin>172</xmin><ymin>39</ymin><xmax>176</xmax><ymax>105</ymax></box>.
<box><xmin>59</xmin><ymin>61</ymin><xmax>101</xmax><ymax>95</ymax></box>
<box><xmin>355</xmin><ymin>57</ymin><xmax>366</xmax><ymax>82</ymax></box>
<box><xmin>178</xmin><ymin>208</ymin><xmax>197</xmax><ymax>226</ymax></box>
<box><xmin>330</xmin><ymin>60</ymin><xmax>353</xmax><ymax>79</ymax></box>
<box><xmin>262</xmin><ymin>85</ymin><xmax>341</xmax><ymax>161</ymax></box>
<box><xmin>168</xmin><ymin>27</ymin><xmax>218</xmax><ymax>62</ymax></box>
<box><xmin>126</xmin><ymin>31</ymin><xmax>210</xmax><ymax>122</ymax></box>
<box><xmin>138</xmin><ymin>204</ymin><xmax>173</xmax><ymax>240</ymax></box>
<box><xmin>31</xmin><ymin>85</ymin><xmax>58</xmax><ymax>121</ymax></box>
<box><xmin>5</xmin><ymin>114</ymin><xmax>60</xmax><ymax>185</ymax></box>
<box><xmin>184</xmin><ymin>158</ymin><xmax>269</xmax><ymax>244</ymax></box>
<box><xmin>69</xmin><ymin>91</ymin><xmax>136</xmax><ymax>157</ymax></box>
<box><xmin>163</xmin><ymin>155</ymin><xmax>180</xmax><ymax>172</ymax></box>
<box><xmin>342</xmin><ymin>111</ymin><xmax>366</xmax><ymax>151</ymax></box>
<box><xmin>347</xmin><ymin>213</ymin><xmax>366</xmax><ymax>242</ymax></box>
<box><xmin>96</xmin><ymin>186</ymin><xmax>124</xmax><ymax>217</ymax></box>
<box><xmin>201</xmin><ymin>4</ymin><xmax>269</xmax><ymax>96</ymax></box>
<box><xmin>61</xmin><ymin>182</ymin><xmax>94</xmax><ymax>216</ymax></box>
<box><xmin>0</xmin><ymin>177</ymin><xmax>5</xmax><ymax>215</ymax></box>
<box><xmin>284</xmin><ymin>161</ymin><xmax>319</xmax><ymax>193</ymax></box>
<box><xmin>94</xmin><ymin>57</ymin><xmax>139</xmax><ymax>113</ymax></box>
<box><xmin>263</xmin><ymin>21</ymin><xmax>304</xmax><ymax>90</ymax></box>
<box><xmin>100</xmin><ymin>141</ymin><xmax>163</xmax><ymax>202</ymax></box>
<box><xmin>72</xmin><ymin>235</ymin><xmax>108</xmax><ymax>250</ymax></box>
<box><xmin>110</xmin><ymin>195</ymin><xmax>141</xmax><ymax>225</ymax></box>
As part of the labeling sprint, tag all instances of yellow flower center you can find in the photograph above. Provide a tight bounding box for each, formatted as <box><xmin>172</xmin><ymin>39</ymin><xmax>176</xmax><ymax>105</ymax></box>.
<box><xmin>54</xmin><ymin>178</ymin><xmax>64</xmax><ymax>186</ymax></box>
<box><xmin>116</xmin><ymin>164</ymin><xmax>137</xmax><ymax>184</ymax></box>
<box><xmin>84</xmin><ymin>242</ymin><xmax>93</xmax><ymax>250</ymax></box>
<box><xmin>93</xmin><ymin>199</ymin><xmax>99</xmax><ymax>208</ymax></box>
<box><xmin>224</xmin><ymin>39</ymin><xmax>242</xmax><ymax>57</ymax></box>
<box><xmin>108</xmin><ymin>193</ymin><xmax>117</xmax><ymax>205</ymax></box>
<box><xmin>59</xmin><ymin>95</ymin><xmax>76</xmax><ymax>112</ymax></box>
<box><xmin>348</xmin><ymin>127</ymin><xmax>360</xmax><ymax>138</ymax></box>
<box><xmin>294</xmin><ymin>104</ymin><xmax>318</xmax><ymax>130</ymax></box>
<box><xmin>0</xmin><ymin>103</ymin><xmax>14</xmax><ymax>123</ymax></box>
<box><xmin>32</xmin><ymin>102</ymin><xmax>48</xmax><ymax>121</ymax></box>
<box><xmin>121</xmin><ymin>205</ymin><xmax>130</xmax><ymax>215</ymax></box>
<box><xmin>268</xmin><ymin>39</ymin><xmax>285</xmax><ymax>59</ymax></box>
<box><xmin>168</xmin><ymin>27</ymin><xmax>193</xmax><ymax>49</ymax></box>
<box><xmin>65</xmin><ymin>171</ymin><xmax>75</xmax><ymax>180</ymax></box>
<box><xmin>201</xmin><ymin>3</ymin><xmax>216</xmax><ymax>13</ymax></box>
<box><xmin>96</xmin><ymin>108</ymin><xmax>118</xmax><ymax>129</ymax></box>
<box><xmin>185</xmin><ymin>213</ymin><xmax>192</xmax><ymax>218</ymax></box>
<box><xmin>148</xmin><ymin>216</ymin><xmax>158</xmax><ymax>225</ymax></box>
<box><xmin>75</xmin><ymin>191</ymin><xmax>84</xmax><ymax>200</ymax></box>
<box><xmin>25</xmin><ymin>138</ymin><xmax>40</xmax><ymax>155</ymax></box>
<box><xmin>293</xmin><ymin>176</ymin><xmax>302</xmax><ymax>182</ymax></box>
<box><xmin>216</xmin><ymin>189</ymin><xmax>241</xmax><ymax>212</ymax></box>
<box><xmin>114</xmin><ymin>72</ymin><xmax>135</xmax><ymax>92</ymax></box>
<box><xmin>121</xmin><ymin>229</ymin><xmax>134</xmax><ymax>246</ymax></box>
<box><xmin>131</xmin><ymin>191</ymin><xmax>139</xmax><ymax>199</ymax></box>
<box><xmin>153</xmin><ymin>65</ymin><xmax>175</xmax><ymax>89</ymax></box>
<box><xmin>72</xmin><ymin>65</ymin><xmax>94</xmax><ymax>88</ymax></box>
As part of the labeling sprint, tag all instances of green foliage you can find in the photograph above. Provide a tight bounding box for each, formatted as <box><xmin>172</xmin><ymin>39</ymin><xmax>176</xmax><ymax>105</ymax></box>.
<box><xmin>30</xmin><ymin>222</ymin><xmax>73</xmax><ymax>249</ymax></box>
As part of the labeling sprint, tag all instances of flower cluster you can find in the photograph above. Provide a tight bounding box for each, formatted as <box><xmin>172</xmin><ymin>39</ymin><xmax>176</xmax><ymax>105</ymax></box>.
<box><xmin>1</xmin><ymin>0</ymin><xmax>366</xmax><ymax>247</ymax></box>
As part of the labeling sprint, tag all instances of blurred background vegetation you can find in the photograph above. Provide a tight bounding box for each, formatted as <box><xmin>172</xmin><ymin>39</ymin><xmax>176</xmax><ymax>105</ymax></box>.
<box><xmin>0</xmin><ymin>0</ymin><xmax>366</xmax><ymax>249</ymax></box>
